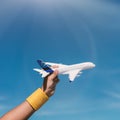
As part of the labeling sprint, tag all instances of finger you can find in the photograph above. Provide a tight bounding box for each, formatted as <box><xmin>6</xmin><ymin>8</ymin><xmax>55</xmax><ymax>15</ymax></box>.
<box><xmin>42</xmin><ymin>78</ymin><xmax>47</xmax><ymax>91</ymax></box>
<box><xmin>53</xmin><ymin>77</ymin><xmax>60</xmax><ymax>83</ymax></box>
<box><xmin>50</xmin><ymin>91</ymin><xmax>55</xmax><ymax>96</ymax></box>
<box><xmin>49</xmin><ymin>85</ymin><xmax>56</xmax><ymax>90</ymax></box>
<box><xmin>50</xmin><ymin>79</ymin><xmax>59</xmax><ymax>88</ymax></box>
<box><xmin>48</xmin><ymin>70</ymin><xmax>59</xmax><ymax>81</ymax></box>
<box><xmin>45</xmin><ymin>87</ymin><xmax>56</xmax><ymax>97</ymax></box>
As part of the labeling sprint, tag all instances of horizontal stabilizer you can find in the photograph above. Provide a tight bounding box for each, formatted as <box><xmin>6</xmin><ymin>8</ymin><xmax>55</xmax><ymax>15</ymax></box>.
<box><xmin>33</xmin><ymin>68</ymin><xmax>49</xmax><ymax>77</ymax></box>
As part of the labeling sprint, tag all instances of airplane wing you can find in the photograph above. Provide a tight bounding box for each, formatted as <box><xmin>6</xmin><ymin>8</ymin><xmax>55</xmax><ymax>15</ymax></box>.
<box><xmin>63</xmin><ymin>69</ymin><xmax>82</xmax><ymax>82</ymax></box>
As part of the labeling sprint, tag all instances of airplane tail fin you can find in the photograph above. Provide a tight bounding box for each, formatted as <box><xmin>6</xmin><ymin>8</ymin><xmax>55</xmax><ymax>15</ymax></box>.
<box><xmin>37</xmin><ymin>60</ymin><xmax>54</xmax><ymax>73</ymax></box>
<box><xmin>37</xmin><ymin>60</ymin><xmax>45</xmax><ymax>67</ymax></box>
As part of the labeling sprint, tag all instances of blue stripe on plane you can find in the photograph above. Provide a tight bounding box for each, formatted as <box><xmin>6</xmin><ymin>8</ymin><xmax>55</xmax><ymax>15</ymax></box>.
<box><xmin>37</xmin><ymin>60</ymin><xmax>54</xmax><ymax>73</ymax></box>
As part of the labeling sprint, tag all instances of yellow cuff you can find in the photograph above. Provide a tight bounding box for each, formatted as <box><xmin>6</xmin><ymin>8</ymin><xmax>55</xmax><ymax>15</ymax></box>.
<box><xmin>26</xmin><ymin>88</ymin><xmax>49</xmax><ymax>110</ymax></box>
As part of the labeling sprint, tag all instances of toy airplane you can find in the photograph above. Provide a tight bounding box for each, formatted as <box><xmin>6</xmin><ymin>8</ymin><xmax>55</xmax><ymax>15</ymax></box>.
<box><xmin>33</xmin><ymin>60</ymin><xmax>95</xmax><ymax>82</ymax></box>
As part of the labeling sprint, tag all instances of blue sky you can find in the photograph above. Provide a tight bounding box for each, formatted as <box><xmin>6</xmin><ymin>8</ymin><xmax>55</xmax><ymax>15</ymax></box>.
<box><xmin>0</xmin><ymin>0</ymin><xmax>120</xmax><ymax>120</ymax></box>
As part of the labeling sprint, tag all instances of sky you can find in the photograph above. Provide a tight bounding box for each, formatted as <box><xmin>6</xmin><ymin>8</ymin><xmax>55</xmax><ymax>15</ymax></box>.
<box><xmin>0</xmin><ymin>0</ymin><xmax>120</xmax><ymax>120</ymax></box>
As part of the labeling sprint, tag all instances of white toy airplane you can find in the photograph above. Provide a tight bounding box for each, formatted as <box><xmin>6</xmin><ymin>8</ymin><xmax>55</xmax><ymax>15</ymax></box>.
<box><xmin>33</xmin><ymin>60</ymin><xmax>95</xmax><ymax>82</ymax></box>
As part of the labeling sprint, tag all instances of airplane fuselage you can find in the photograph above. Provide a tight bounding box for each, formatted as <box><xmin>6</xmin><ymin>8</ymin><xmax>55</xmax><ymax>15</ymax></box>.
<box><xmin>56</xmin><ymin>62</ymin><xmax>95</xmax><ymax>73</ymax></box>
<box><xmin>33</xmin><ymin>60</ymin><xmax>95</xmax><ymax>81</ymax></box>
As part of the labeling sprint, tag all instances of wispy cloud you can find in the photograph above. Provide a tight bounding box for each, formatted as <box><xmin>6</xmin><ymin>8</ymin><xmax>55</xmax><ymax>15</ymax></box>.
<box><xmin>0</xmin><ymin>95</ymin><xmax>14</xmax><ymax>112</ymax></box>
<box><xmin>0</xmin><ymin>96</ymin><xmax>6</xmax><ymax>101</ymax></box>
<box><xmin>0</xmin><ymin>105</ymin><xmax>8</xmax><ymax>110</ymax></box>
<box><xmin>61</xmin><ymin>0</ymin><xmax>120</xmax><ymax>28</ymax></box>
<box><xmin>101</xmin><ymin>100</ymin><xmax>120</xmax><ymax>110</ymax></box>
<box><xmin>0</xmin><ymin>95</ymin><xmax>8</xmax><ymax>111</ymax></box>
<box><xmin>95</xmin><ymin>66</ymin><xmax>120</xmax><ymax>76</ymax></box>
<box><xmin>34</xmin><ymin>97</ymin><xmax>98</xmax><ymax>118</ymax></box>
<box><xmin>0</xmin><ymin>0</ymin><xmax>119</xmax><ymax>32</ymax></box>
<box><xmin>108</xmin><ymin>102</ymin><xmax>120</xmax><ymax>109</ymax></box>
<box><xmin>104</xmin><ymin>91</ymin><xmax>120</xmax><ymax>99</ymax></box>
<box><xmin>97</xmin><ymin>90</ymin><xmax>120</xmax><ymax>110</ymax></box>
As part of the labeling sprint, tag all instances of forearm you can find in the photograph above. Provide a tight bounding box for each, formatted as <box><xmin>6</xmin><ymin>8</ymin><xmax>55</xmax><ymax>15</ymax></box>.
<box><xmin>0</xmin><ymin>88</ymin><xmax>49</xmax><ymax>120</ymax></box>
<box><xmin>0</xmin><ymin>101</ymin><xmax>35</xmax><ymax>120</ymax></box>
